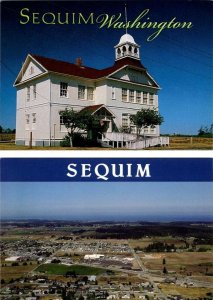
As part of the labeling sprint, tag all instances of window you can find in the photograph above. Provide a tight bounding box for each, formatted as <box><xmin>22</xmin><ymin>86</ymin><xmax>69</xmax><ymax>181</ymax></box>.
<box><xmin>149</xmin><ymin>93</ymin><xmax>154</xmax><ymax>105</ymax></box>
<box><xmin>130</xmin><ymin>126</ymin><xmax>137</xmax><ymax>134</ymax></box>
<box><xmin>87</xmin><ymin>87</ymin><xmax>94</xmax><ymax>100</ymax></box>
<box><xmin>78</xmin><ymin>85</ymin><xmax>85</xmax><ymax>99</ymax></box>
<box><xmin>26</xmin><ymin>114</ymin><xmax>30</xmax><ymax>124</ymax></box>
<box><xmin>60</xmin><ymin>116</ymin><xmax>68</xmax><ymax>132</ymax></box>
<box><xmin>122</xmin><ymin>114</ymin><xmax>137</xmax><ymax>133</ymax></box>
<box><xmin>130</xmin><ymin>115</ymin><xmax>137</xmax><ymax>133</ymax></box>
<box><xmin>143</xmin><ymin>92</ymin><xmax>148</xmax><ymax>104</ymax></box>
<box><xmin>60</xmin><ymin>82</ymin><xmax>68</xmax><ymax>97</ymax></box>
<box><xmin>122</xmin><ymin>88</ymin><xmax>127</xmax><ymax>102</ymax></box>
<box><xmin>32</xmin><ymin>113</ymin><xmax>36</xmax><ymax>123</ymax></box>
<box><xmin>111</xmin><ymin>87</ymin><xmax>116</xmax><ymax>99</ymax></box>
<box><xmin>33</xmin><ymin>85</ymin><xmax>36</xmax><ymax>100</ymax></box>
<box><xmin>129</xmin><ymin>90</ymin><xmax>135</xmax><ymax>103</ymax></box>
<box><xmin>122</xmin><ymin>114</ymin><xmax>129</xmax><ymax>129</ymax></box>
<box><xmin>150</xmin><ymin>126</ymin><xmax>156</xmax><ymax>134</ymax></box>
<box><xmin>60</xmin><ymin>116</ymin><xmax>66</xmax><ymax>125</ymax></box>
<box><xmin>136</xmin><ymin>91</ymin><xmax>141</xmax><ymax>103</ymax></box>
<box><xmin>144</xmin><ymin>127</ymin><xmax>149</xmax><ymax>134</ymax></box>
<box><xmin>27</xmin><ymin>87</ymin><xmax>30</xmax><ymax>101</ymax></box>
<box><xmin>29</xmin><ymin>66</ymin><xmax>34</xmax><ymax>75</ymax></box>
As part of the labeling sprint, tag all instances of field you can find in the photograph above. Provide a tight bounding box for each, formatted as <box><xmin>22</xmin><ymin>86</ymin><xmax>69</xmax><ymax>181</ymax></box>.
<box><xmin>36</xmin><ymin>263</ymin><xmax>106</xmax><ymax>276</ymax></box>
<box><xmin>140</xmin><ymin>252</ymin><xmax>213</xmax><ymax>278</ymax></box>
<box><xmin>0</xmin><ymin>136</ymin><xmax>212</xmax><ymax>150</ymax></box>
<box><xmin>165</xmin><ymin>136</ymin><xmax>213</xmax><ymax>150</ymax></box>
<box><xmin>129</xmin><ymin>236</ymin><xmax>186</xmax><ymax>249</ymax></box>
<box><xmin>0</xmin><ymin>133</ymin><xmax>15</xmax><ymax>141</ymax></box>
<box><xmin>159</xmin><ymin>284</ymin><xmax>213</xmax><ymax>298</ymax></box>
<box><xmin>1</xmin><ymin>262</ymin><xmax>38</xmax><ymax>283</ymax></box>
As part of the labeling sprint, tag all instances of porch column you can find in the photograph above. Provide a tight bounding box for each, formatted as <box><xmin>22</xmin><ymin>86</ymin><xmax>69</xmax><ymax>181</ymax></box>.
<box><xmin>108</xmin><ymin>118</ymin><xmax>112</xmax><ymax>132</ymax></box>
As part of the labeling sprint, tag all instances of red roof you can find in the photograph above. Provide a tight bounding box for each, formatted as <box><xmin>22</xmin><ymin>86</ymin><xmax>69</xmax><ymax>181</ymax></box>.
<box><xmin>30</xmin><ymin>54</ymin><xmax>146</xmax><ymax>80</ymax></box>
<box><xmin>80</xmin><ymin>104</ymin><xmax>104</xmax><ymax>113</ymax></box>
<box><xmin>80</xmin><ymin>104</ymin><xmax>114</xmax><ymax>116</ymax></box>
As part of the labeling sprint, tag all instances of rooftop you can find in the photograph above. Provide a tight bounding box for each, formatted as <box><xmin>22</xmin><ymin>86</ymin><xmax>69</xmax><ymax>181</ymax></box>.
<box><xmin>118</xmin><ymin>33</ymin><xmax>137</xmax><ymax>45</ymax></box>
<box><xmin>30</xmin><ymin>54</ymin><xmax>146</xmax><ymax>80</ymax></box>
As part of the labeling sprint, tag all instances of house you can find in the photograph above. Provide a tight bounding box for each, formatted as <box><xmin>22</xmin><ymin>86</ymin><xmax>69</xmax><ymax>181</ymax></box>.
<box><xmin>5</xmin><ymin>256</ymin><xmax>22</xmax><ymax>262</ymax></box>
<box><xmin>84</xmin><ymin>254</ymin><xmax>104</xmax><ymax>260</ymax></box>
<box><xmin>14</xmin><ymin>33</ymin><xmax>169</xmax><ymax>148</ymax></box>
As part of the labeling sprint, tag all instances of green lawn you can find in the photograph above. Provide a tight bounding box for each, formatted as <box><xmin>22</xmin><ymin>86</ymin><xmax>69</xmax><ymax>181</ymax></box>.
<box><xmin>36</xmin><ymin>263</ymin><xmax>106</xmax><ymax>275</ymax></box>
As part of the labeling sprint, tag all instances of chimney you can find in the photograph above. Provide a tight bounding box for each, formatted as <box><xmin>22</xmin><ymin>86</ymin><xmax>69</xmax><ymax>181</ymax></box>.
<box><xmin>75</xmin><ymin>57</ymin><xmax>82</xmax><ymax>67</ymax></box>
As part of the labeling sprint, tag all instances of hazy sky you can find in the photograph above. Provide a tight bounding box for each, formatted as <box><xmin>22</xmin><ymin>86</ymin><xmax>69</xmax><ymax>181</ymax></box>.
<box><xmin>1</xmin><ymin>0</ymin><xmax>213</xmax><ymax>134</ymax></box>
<box><xmin>1</xmin><ymin>182</ymin><xmax>213</xmax><ymax>221</ymax></box>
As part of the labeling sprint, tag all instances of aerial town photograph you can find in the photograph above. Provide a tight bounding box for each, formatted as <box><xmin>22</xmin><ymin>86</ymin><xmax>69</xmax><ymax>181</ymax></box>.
<box><xmin>1</xmin><ymin>182</ymin><xmax>213</xmax><ymax>300</ymax></box>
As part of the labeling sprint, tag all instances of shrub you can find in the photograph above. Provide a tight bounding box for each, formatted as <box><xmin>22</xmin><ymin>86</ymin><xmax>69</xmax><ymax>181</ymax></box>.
<box><xmin>60</xmin><ymin>133</ymin><xmax>101</xmax><ymax>147</ymax></box>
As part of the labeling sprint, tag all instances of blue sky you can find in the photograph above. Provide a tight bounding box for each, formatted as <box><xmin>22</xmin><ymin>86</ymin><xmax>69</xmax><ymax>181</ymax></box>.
<box><xmin>1</xmin><ymin>0</ymin><xmax>213</xmax><ymax>134</ymax></box>
<box><xmin>1</xmin><ymin>182</ymin><xmax>213</xmax><ymax>221</ymax></box>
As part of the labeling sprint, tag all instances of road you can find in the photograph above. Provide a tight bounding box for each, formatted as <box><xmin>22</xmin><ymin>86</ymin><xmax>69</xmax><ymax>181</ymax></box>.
<box><xmin>128</xmin><ymin>242</ymin><xmax>169</xmax><ymax>300</ymax></box>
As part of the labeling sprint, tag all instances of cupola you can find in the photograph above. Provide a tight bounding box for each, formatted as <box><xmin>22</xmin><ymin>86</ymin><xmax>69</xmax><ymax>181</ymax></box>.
<box><xmin>114</xmin><ymin>33</ymin><xmax>140</xmax><ymax>61</ymax></box>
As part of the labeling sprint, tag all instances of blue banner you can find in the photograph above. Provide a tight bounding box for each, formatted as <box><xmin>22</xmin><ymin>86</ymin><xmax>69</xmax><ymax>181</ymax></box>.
<box><xmin>1</xmin><ymin>158</ymin><xmax>212</xmax><ymax>182</ymax></box>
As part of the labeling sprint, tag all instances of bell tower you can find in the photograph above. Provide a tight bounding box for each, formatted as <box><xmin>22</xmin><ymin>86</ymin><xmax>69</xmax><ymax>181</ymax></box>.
<box><xmin>115</xmin><ymin>33</ymin><xmax>140</xmax><ymax>61</ymax></box>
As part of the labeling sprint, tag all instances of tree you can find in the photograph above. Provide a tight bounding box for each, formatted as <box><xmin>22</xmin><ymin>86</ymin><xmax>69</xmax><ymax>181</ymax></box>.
<box><xmin>162</xmin><ymin>258</ymin><xmax>166</xmax><ymax>265</ymax></box>
<box><xmin>66</xmin><ymin>291</ymin><xmax>75</xmax><ymax>300</ymax></box>
<box><xmin>59</xmin><ymin>108</ymin><xmax>82</xmax><ymax>147</ymax></box>
<box><xmin>61</xmin><ymin>287</ymin><xmax>67</xmax><ymax>300</ymax></box>
<box><xmin>198</xmin><ymin>124</ymin><xmax>213</xmax><ymax>137</ymax></box>
<box><xmin>0</xmin><ymin>126</ymin><xmax>15</xmax><ymax>134</ymax></box>
<box><xmin>130</xmin><ymin>108</ymin><xmax>164</xmax><ymax>137</ymax></box>
<box><xmin>65</xmin><ymin>270</ymin><xmax>76</xmax><ymax>278</ymax></box>
<box><xmin>59</xmin><ymin>109</ymin><xmax>103</xmax><ymax>147</ymax></box>
<box><xmin>82</xmin><ymin>276</ymin><xmax>88</xmax><ymax>283</ymax></box>
<box><xmin>77</xmin><ymin>110</ymin><xmax>103</xmax><ymax>140</ymax></box>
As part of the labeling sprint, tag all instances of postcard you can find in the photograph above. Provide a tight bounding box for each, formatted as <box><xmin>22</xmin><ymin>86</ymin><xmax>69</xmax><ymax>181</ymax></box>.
<box><xmin>1</xmin><ymin>0</ymin><xmax>212</xmax><ymax>150</ymax></box>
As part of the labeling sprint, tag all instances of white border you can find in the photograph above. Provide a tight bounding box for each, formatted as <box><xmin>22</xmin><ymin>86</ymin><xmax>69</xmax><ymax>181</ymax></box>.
<box><xmin>0</xmin><ymin>150</ymin><xmax>212</xmax><ymax>158</ymax></box>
